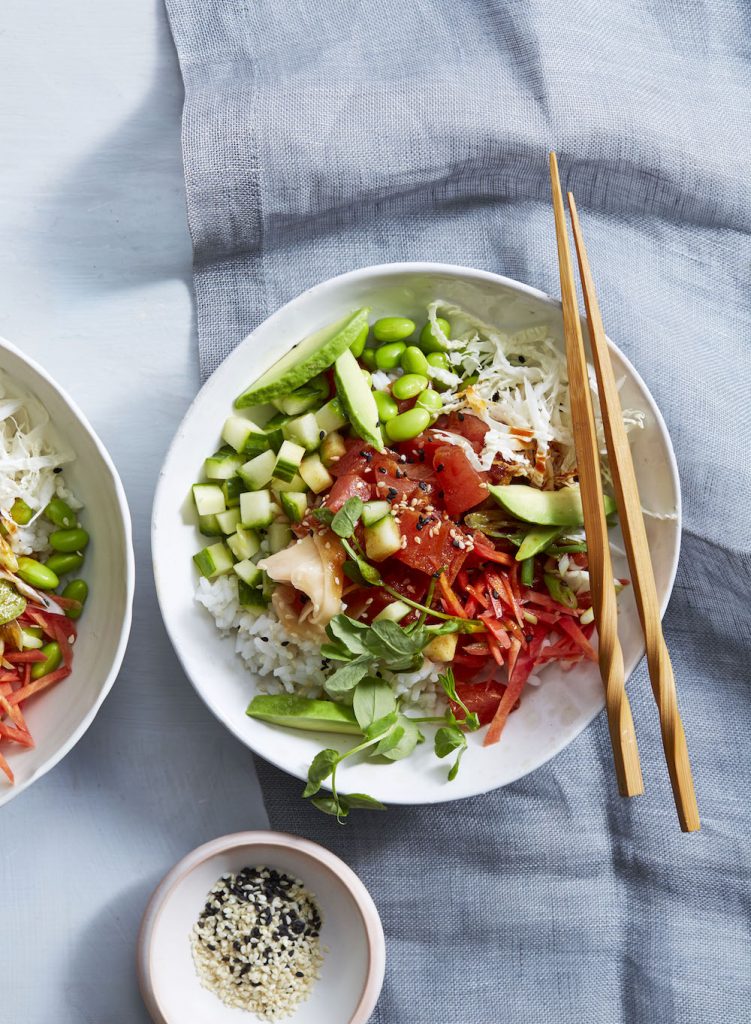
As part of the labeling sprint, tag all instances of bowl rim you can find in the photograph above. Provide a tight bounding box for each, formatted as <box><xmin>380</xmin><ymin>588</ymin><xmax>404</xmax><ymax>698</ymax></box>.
<box><xmin>137</xmin><ymin>829</ymin><xmax>386</xmax><ymax>1024</ymax></box>
<box><xmin>152</xmin><ymin>260</ymin><xmax>681</xmax><ymax>801</ymax></box>
<box><xmin>0</xmin><ymin>334</ymin><xmax>135</xmax><ymax>807</ymax></box>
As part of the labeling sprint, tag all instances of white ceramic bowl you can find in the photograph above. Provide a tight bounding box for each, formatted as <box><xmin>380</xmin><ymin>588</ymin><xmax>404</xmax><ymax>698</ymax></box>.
<box><xmin>152</xmin><ymin>263</ymin><xmax>680</xmax><ymax>805</ymax></box>
<box><xmin>0</xmin><ymin>337</ymin><xmax>134</xmax><ymax>805</ymax></box>
<box><xmin>137</xmin><ymin>831</ymin><xmax>385</xmax><ymax>1024</ymax></box>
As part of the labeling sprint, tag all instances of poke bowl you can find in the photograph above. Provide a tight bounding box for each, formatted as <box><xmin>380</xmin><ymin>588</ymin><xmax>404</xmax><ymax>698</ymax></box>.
<box><xmin>0</xmin><ymin>336</ymin><xmax>134</xmax><ymax>805</ymax></box>
<box><xmin>152</xmin><ymin>263</ymin><xmax>680</xmax><ymax>810</ymax></box>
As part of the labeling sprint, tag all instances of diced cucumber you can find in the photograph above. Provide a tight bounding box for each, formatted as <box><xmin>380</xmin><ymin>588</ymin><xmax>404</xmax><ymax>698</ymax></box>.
<box><xmin>361</xmin><ymin>500</ymin><xmax>390</xmax><ymax>527</ymax></box>
<box><xmin>238</xmin><ymin>449</ymin><xmax>277</xmax><ymax>490</ymax></box>
<box><xmin>271</xmin><ymin>472</ymin><xmax>307</xmax><ymax>494</ymax></box>
<box><xmin>198</xmin><ymin>514</ymin><xmax>224</xmax><ymax>537</ymax></box>
<box><xmin>373</xmin><ymin>600</ymin><xmax>410</xmax><ymax>624</ymax></box>
<box><xmin>227</xmin><ymin>526</ymin><xmax>261</xmax><ymax>561</ymax></box>
<box><xmin>222</xmin><ymin>415</ymin><xmax>270</xmax><ymax>456</ymax></box>
<box><xmin>268</xmin><ymin>520</ymin><xmax>293</xmax><ymax>553</ymax></box>
<box><xmin>272</xmin><ymin>376</ymin><xmax>328</xmax><ymax>417</ymax></box>
<box><xmin>320</xmin><ymin>431</ymin><xmax>346</xmax><ymax>468</ymax></box>
<box><xmin>261</xmin><ymin>570</ymin><xmax>274</xmax><ymax>601</ymax></box>
<box><xmin>282</xmin><ymin>412</ymin><xmax>323</xmax><ymax>452</ymax></box>
<box><xmin>223</xmin><ymin>477</ymin><xmax>244</xmax><ymax>507</ymax></box>
<box><xmin>216</xmin><ymin>508</ymin><xmax>242</xmax><ymax>534</ymax></box>
<box><xmin>193</xmin><ymin>542</ymin><xmax>234</xmax><ymax>578</ymax></box>
<box><xmin>316</xmin><ymin>397</ymin><xmax>348</xmax><ymax>434</ymax></box>
<box><xmin>364</xmin><ymin>514</ymin><xmax>402</xmax><ymax>561</ymax></box>
<box><xmin>192</xmin><ymin>483</ymin><xmax>225</xmax><ymax>517</ymax></box>
<box><xmin>234</xmin><ymin>558</ymin><xmax>262</xmax><ymax>587</ymax></box>
<box><xmin>240</xmin><ymin>489</ymin><xmax>275</xmax><ymax>529</ymax></box>
<box><xmin>238</xmin><ymin>579</ymin><xmax>269</xmax><ymax>611</ymax></box>
<box><xmin>299</xmin><ymin>453</ymin><xmax>333</xmax><ymax>494</ymax></box>
<box><xmin>274</xmin><ymin>440</ymin><xmax>305</xmax><ymax>482</ymax></box>
<box><xmin>204</xmin><ymin>449</ymin><xmax>244</xmax><ymax>481</ymax></box>
<box><xmin>280</xmin><ymin>491</ymin><xmax>308</xmax><ymax>523</ymax></box>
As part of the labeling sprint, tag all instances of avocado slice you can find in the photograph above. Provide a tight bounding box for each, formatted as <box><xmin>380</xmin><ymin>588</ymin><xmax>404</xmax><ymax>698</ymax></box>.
<box><xmin>489</xmin><ymin>483</ymin><xmax>616</xmax><ymax>527</ymax></box>
<box><xmin>246</xmin><ymin>694</ymin><xmax>361</xmax><ymax>735</ymax></box>
<box><xmin>0</xmin><ymin>579</ymin><xmax>26</xmax><ymax>625</ymax></box>
<box><xmin>334</xmin><ymin>348</ymin><xmax>384</xmax><ymax>452</ymax></box>
<box><xmin>235</xmin><ymin>307</ymin><xmax>371</xmax><ymax>408</ymax></box>
<box><xmin>515</xmin><ymin>526</ymin><xmax>563</xmax><ymax>561</ymax></box>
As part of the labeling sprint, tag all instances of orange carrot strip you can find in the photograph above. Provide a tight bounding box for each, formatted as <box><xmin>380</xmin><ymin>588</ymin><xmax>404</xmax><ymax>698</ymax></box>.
<box><xmin>0</xmin><ymin>750</ymin><xmax>14</xmax><ymax>784</ymax></box>
<box><xmin>10</xmin><ymin>667</ymin><xmax>70</xmax><ymax>706</ymax></box>
<box><xmin>437</xmin><ymin>573</ymin><xmax>467</xmax><ymax>618</ymax></box>
<box><xmin>0</xmin><ymin>723</ymin><xmax>34</xmax><ymax>747</ymax></box>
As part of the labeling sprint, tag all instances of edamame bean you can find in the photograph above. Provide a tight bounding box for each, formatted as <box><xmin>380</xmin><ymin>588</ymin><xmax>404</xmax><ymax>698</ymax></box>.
<box><xmin>426</xmin><ymin>351</ymin><xmax>450</xmax><ymax>372</ymax></box>
<box><xmin>49</xmin><ymin>528</ymin><xmax>90</xmax><ymax>553</ymax></box>
<box><xmin>45</xmin><ymin>552</ymin><xmax>85</xmax><ymax>577</ymax></box>
<box><xmin>349</xmin><ymin>323</ymin><xmax>369</xmax><ymax>358</ymax></box>
<box><xmin>419</xmin><ymin>317</ymin><xmax>451</xmax><ymax>353</ymax></box>
<box><xmin>400</xmin><ymin>346</ymin><xmax>429</xmax><ymax>376</ymax></box>
<box><xmin>360</xmin><ymin>348</ymin><xmax>377</xmax><ymax>370</ymax></box>
<box><xmin>373</xmin><ymin>391</ymin><xmax>398</xmax><ymax>422</ymax></box>
<box><xmin>385</xmin><ymin>407</ymin><xmax>431</xmax><ymax>442</ymax></box>
<box><xmin>62</xmin><ymin>579</ymin><xmax>88</xmax><ymax>620</ymax></box>
<box><xmin>415</xmin><ymin>388</ymin><xmax>443</xmax><ymax>414</ymax></box>
<box><xmin>17</xmin><ymin>557</ymin><xmax>59</xmax><ymax>591</ymax></box>
<box><xmin>392</xmin><ymin>373</ymin><xmax>428</xmax><ymax>401</ymax></box>
<box><xmin>31</xmin><ymin>641</ymin><xmax>62</xmax><ymax>680</ymax></box>
<box><xmin>374</xmin><ymin>341</ymin><xmax>406</xmax><ymax>371</ymax></box>
<box><xmin>372</xmin><ymin>317</ymin><xmax>415</xmax><ymax>343</ymax></box>
<box><xmin>10</xmin><ymin>499</ymin><xmax>34</xmax><ymax>525</ymax></box>
<box><xmin>45</xmin><ymin>497</ymin><xmax>77</xmax><ymax>529</ymax></box>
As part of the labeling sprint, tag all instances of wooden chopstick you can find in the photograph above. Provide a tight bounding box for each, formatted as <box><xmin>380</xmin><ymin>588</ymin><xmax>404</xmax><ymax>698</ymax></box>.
<box><xmin>568</xmin><ymin>192</ymin><xmax>700</xmax><ymax>832</ymax></box>
<box><xmin>549</xmin><ymin>152</ymin><xmax>644</xmax><ymax>798</ymax></box>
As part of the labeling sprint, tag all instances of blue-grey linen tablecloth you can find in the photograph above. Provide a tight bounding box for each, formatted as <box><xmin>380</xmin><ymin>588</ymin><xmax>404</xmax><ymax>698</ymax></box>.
<box><xmin>164</xmin><ymin>2</ymin><xmax>751</xmax><ymax>1020</ymax></box>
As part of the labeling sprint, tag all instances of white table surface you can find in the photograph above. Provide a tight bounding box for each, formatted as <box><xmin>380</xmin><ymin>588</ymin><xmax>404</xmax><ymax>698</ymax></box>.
<box><xmin>0</xmin><ymin>2</ymin><xmax>269</xmax><ymax>1021</ymax></box>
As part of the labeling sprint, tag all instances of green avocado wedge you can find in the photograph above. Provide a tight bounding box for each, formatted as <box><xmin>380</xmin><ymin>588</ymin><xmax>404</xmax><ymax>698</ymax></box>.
<box><xmin>334</xmin><ymin>348</ymin><xmax>385</xmax><ymax>452</ymax></box>
<box><xmin>235</xmin><ymin>307</ymin><xmax>371</xmax><ymax>408</ymax></box>
<box><xmin>489</xmin><ymin>483</ymin><xmax>616</xmax><ymax>527</ymax></box>
<box><xmin>0</xmin><ymin>578</ymin><xmax>26</xmax><ymax>625</ymax></box>
<box><xmin>246</xmin><ymin>694</ymin><xmax>362</xmax><ymax>736</ymax></box>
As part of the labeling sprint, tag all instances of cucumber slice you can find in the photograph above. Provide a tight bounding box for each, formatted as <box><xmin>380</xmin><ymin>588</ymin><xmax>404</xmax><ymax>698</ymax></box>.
<box><xmin>222</xmin><ymin>477</ymin><xmax>244</xmax><ymax>507</ymax></box>
<box><xmin>320</xmin><ymin>431</ymin><xmax>346</xmax><ymax>468</ymax></box>
<box><xmin>233</xmin><ymin>558</ymin><xmax>262</xmax><ymax>587</ymax></box>
<box><xmin>334</xmin><ymin>348</ymin><xmax>384</xmax><ymax>451</ymax></box>
<box><xmin>272</xmin><ymin>376</ymin><xmax>328</xmax><ymax>417</ymax></box>
<box><xmin>216</xmin><ymin>508</ymin><xmax>242</xmax><ymax>534</ymax></box>
<box><xmin>373</xmin><ymin>600</ymin><xmax>410</xmax><ymax>624</ymax></box>
<box><xmin>273</xmin><ymin>440</ymin><xmax>306</xmax><ymax>482</ymax></box>
<box><xmin>364</xmin><ymin>514</ymin><xmax>401</xmax><ymax>561</ymax></box>
<box><xmin>204</xmin><ymin>449</ymin><xmax>244</xmax><ymax>481</ymax></box>
<box><xmin>361</xmin><ymin>500</ymin><xmax>390</xmax><ymax>527</ymax></box>
<box><xmin>299</xmin><ymin>453</ymin><xmax>333</xmax><ymax>494</ymax></box>
<box><xmin>282</xmin><ymin>412</ymin><xmax>323</xmax><ymax>452</ymax></box>
<box><xmin>227</xmin><ymin>526</ymin><xmax>261</xmax><ymax>561</ymax></box>
<box><xmin>271</xmin><ymin>472</ymin><xmax>307</xmax><ymax>494</ymax></box>
<box><xmin>280</xmin><ymin>491</ymin><xmax>308</xmax><ymax>523</ymax></box>
<box><xmin>240</xmin><ymin>490</ymin><xmax>274</xmax><ymax>529</ymax></box>
<box><xmin>489</xmin><ymin>483</ymin><xmax>616</xmax><ymax>527</ymax></box>
<box><xmin>192</xmin><ymin>483</ymin><xmax>225</xmax><ymax>516</ymax></box>
<box><xmin>316</xmin><ymin>397</ymin><xmax>348</xmax><ymax>434</ymax></box>
<box><xmin>198</xmin><ymin>514</ymin><xmax>224</xmax><ymax>537</ymax></box>
<box><xmin>236</xmin><ymin>308</ymin><xmax>371</xmax><ymax>407</ymax></box>
<box><xmin>238</xmin><ymin>449</ymin><xmax>277</xmax><ymax>491</ymax></box>
<box><xmin>237</xmin><ymin>580</ymin><xmax>269</xmax><ymax>611</ymax></box>
<box><xmin>221</xmin><ymin>415</ymin><xmax>270</xmax><ymax>457</ymax></box>
<box><xmin>268</xmin><ymin>520</ymin><xmax>293</xmax><ymax>553</ymax></box>
<box><xmin>193</xmin><ymin>542</ymin><xmax>234</xmax><ymax>578</ymax></box>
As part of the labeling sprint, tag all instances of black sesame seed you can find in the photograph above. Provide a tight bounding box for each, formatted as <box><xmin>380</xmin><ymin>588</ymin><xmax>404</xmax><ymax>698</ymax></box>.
<box><xmin>457</xmin><ymin>412</ymin><xmax>465</xmax><ymax>421</ymax></box>
<box><xmin>418</xmin><ymin>481</ymin><xmax>428</xmax><ymax>491</ymax></box>
<box><xmin>319</xmin><ymin>430</ymin><xmax>325</xmax><ymax>440</ymax></box>
<box><xmin>436</xmin><ymin>464</ymin><xmax>445</xmax><ymax>473</ymax></box>
<box><xmin>378</xmin><ymin>466</ymin><xmax>387</xmax><ymax>474</ymax></box>
<box><xmin>452</xmin><ymin>540</ymin><xmax>462</xmax><ymax>549</ymax></box>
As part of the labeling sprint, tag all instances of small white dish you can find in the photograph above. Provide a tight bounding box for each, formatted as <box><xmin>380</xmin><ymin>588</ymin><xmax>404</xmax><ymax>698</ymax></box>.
<box><xmin>152</xmin><ymin>262</ymin><xmax>681</xmax><ymax>805</ymax></box>
<box><xmin>0</xmin><ymin>336</ymin><xmax>134</xmax><ymax>806</ymax></box>
<box><xmin>137</xmin><ymin>831</ymin><xmax>386</xmax><ymax>1024</ymax></box>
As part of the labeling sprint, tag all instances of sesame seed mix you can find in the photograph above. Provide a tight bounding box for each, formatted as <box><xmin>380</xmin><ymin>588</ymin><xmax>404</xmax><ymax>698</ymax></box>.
<box><xmin>191</xmin><ymin>866</ymin><xmax>324</xmax><ymax>1020</ymax></box>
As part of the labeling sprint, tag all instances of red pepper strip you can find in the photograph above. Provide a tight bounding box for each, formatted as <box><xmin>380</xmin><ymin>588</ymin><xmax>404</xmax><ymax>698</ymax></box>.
<box><xmin>483</xmin><ymin>650</ymin><xmax>531</xmax><ymax>746</ymax></box>
<box><xmin>526</xmin><ymin>608</ymin><xmax>560</xmax><ymax>625</ymax></box>
<box><xmin>488</xmin><ymin>572</ymin><xmax>524</xmax><ymax>631</ymax></box>
<box><xmin>437</xmin><ymin>574</ymin><xmax>467</xmax><ymax>618</ymax></box>
<box><xmin>555</xmin><ymin>617</ymin><xmax>598</xmax><ymax>662</ymax></box>
<box><xmin>24</xmin><ymin>606</ymin><xmax>77</xmax><ymax>640</ymax></box>
<box><xmin>510</xmin><ymin>562</ymin><xmax>522</xmax><ymax>605</ymax></box>
<box><xmin>4</xmin><ymin>650</ymin><xmax>47</xmax><ymax>664</ymax></box>
<box><xmin>0</xmin><ymin>674</ymin><xmax>19</xmax><ymax>686</ymax></box>
<box><xmin>457</xmin><ymin>570</ymin><xmax>470</xmax><ymax>591</ymax></box>
<box><xmin>452</xmin><ymin>651</ymin><xmax>488</xmax><ymax>667</ymax></box>
<box><xmin>521</xmin><ymin>591</ymin><xmax>580</xmax><ymax>615</ymax></box>
<box><xmin>465</xmin><ymin>583</ymin><xmax>489</xmax><ymax>609</ymax></box>
<box><xmin>463</xmin><ymin>642</ymin><xmax>491</xmax><ymax>656</ymax></box>
<box><xmin>0</xmin><ymin>694</ymin><xmax>24</xmax><ymax>729</ymax></box>
<box><xmin>536</xmin><ymin>646</ymin><xmax>582</xmax><ymax>662</ymax></box>
<box><xmin>486</xmin><ymin>632</ymin><xmax>505</xmax><ymax>667</ymax></box>
<box><xmin>46</xmin><ymin>594</ymin><xmax>81</xmax><ymax>611</ymax></box>
<box><xmin>463</xmin><ymin>597</ymin><xmax>477</xmax><ymax>619</ymax></box>
<box><xmin>472</xmin><ymin>538</ymin><xmax>514</xmax><ymax>567</ymax></box>
<box><xmin>9</xmin><ymin>667</ymin><xmax>71</xmax><ymax>706</ymax></box>
<box><xmin>480</xmin><ymin>614</ymin><xmax>511</xmax><ymax>649</ymax></box>
<box><xmin>0</xmin><ymin>722</ymin><xmax>34</xmax><ymax>747</ymax></box>
<box><xmin>23</xmin><ymin>663</ymin><xmax>31</xmax><ymax>687</ymax></box>
<box><xmin>486</xmin><ymin>580</ymin><xmax>504</xmax><ymax>620</ymax></box>
<box><xmin>505</xmin><ymin>637</ymin><xmax>522</xmax><ymax>683</ymax></box>
<box><xmin>0</xmin><ymin>750</ymin><xmax>14</xmax><ymax>784</ymax></box>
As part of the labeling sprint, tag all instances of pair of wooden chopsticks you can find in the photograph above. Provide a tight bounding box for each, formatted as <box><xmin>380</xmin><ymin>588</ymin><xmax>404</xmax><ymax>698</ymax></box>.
<box><xmin>549</xmin><ymin>152</ymin><xmax>699</xmax><ymax>832</ymax></box>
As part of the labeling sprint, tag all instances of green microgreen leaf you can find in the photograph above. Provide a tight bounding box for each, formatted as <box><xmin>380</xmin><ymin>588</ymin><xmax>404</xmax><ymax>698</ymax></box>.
<box><xmin>312</xmin><ymin>507</ymin><xmax>334</xmax><ymax>527</ymax></box>
<box><xmin>352</xmin><ymin>677</ymin><xmax>397</xmax><ymax>730</ymax></box>
<box><xmin>323</xmin><ymin>654</ymin><xmax>375</xmax><ymax>698</ymax></box>
<box><xmin>343</xmin><ymin>793</ymin><xmax>387</xmax><ymax>811</ymax></box>
<box><xmin>310</xmin><ymin>794</ymin><xmax>347</xmax><ymax>816</ymax></box>
<box><xmin>438</xmin><ymin>668</ymin><xmax>481</xmax><ymax>731</ymax></box>
<box><xmin>331</xmin><ymin>496</ymin><xmax>364</xmax><ymax>538</ymax></box>
<box><xmin>361</xmin><ymin>710</ymin><xmax>399</xmax><ymax>743</ymax></box>
<box><xmin>434</xmin><ymin>724</ymin><xmax>468</xmax><ymax>781</ymax></box>
<box><xmin>379</xmin><ymin>715</ymin><xmax>423</xmax><ymax>761</ymax></box>
<box><xmin>319</xmin><ymin>641</ymin><xmax>352</xmax><ymax>662</ymax></box>
<box><xmin>326</xmin><ymin>614</ymin><xmax>370</xmax><ymax>656</ymax></box>
<box><xmin>303</xmin><ymin>748</ymin><xmax>340</xmax><ymax>797</ymax></box>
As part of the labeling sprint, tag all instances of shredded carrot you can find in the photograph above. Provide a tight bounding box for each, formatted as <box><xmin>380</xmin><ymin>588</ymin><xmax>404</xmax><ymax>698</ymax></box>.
<box><xmin>437</xmin><ymin>573</ymin><xmax>467</xmax><ymax>618</ymax></box>
<box><xmin>0</xmin><ymin>750</ymin><xmax>14</xmax><ymax>784</ymax></box>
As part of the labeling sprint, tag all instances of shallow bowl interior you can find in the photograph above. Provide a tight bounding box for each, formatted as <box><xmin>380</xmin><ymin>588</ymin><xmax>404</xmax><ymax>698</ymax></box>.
<box><xmin>152</xmin><ymin>263</ymin><xmax>680</xmax><ymax>805</ymax></box>
<box><xmin>0</xmin><ymin>337</ymin><xmax>134</xmax><ymax>806</ymax></box>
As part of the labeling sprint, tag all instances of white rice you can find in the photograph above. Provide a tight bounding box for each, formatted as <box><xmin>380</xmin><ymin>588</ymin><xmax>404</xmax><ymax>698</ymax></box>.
<box><xmin>195</xmin><ymin>576</ymin><xmax>444</xmax><ymax>712</ymax></box>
